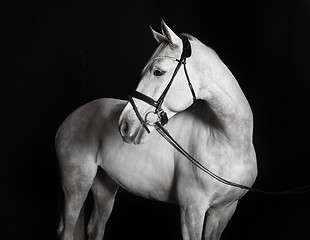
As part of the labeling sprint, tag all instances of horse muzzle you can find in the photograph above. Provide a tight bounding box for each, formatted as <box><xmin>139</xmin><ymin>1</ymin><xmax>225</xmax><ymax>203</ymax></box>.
<box><xmin>119</xmin><ymin>110</ymin><xmax>150</xmax><ymax>144</ymax></box>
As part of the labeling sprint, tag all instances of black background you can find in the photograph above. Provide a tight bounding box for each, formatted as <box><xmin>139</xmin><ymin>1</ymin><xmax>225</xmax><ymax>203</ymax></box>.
<box><xmin>4</xmin><ymin>0</ymin><xmax>310</xmax><ymax>239</ymax></box>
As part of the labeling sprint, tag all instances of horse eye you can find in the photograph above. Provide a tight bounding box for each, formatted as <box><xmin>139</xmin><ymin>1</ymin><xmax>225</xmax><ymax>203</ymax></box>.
<box><xmin>153</xmin><ymin>70</ymin><xmax>165</xmax><ymax>76</ymax></box>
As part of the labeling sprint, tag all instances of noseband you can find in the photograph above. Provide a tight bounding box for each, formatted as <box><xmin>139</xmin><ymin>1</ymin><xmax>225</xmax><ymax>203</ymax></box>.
<box><xmin>128</xmin><ymin>36</ymin><xmax>196</xmax><ymax>133</ymax></box>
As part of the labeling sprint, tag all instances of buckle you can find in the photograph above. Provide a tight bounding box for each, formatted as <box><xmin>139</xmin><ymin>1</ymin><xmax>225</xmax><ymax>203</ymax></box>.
<box><xmin>144</xmin><ymin>110</ymin><xmax>169</xmax><ymax>126</ymax></box>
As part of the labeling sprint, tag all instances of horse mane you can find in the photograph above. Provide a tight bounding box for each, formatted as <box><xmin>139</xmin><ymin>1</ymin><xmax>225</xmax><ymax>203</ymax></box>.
<box><xmin>181</xmin><ymin>33</ymin><xmax>197</xmax><ymax>41</ymax></box>
<box><xmin>141</xmin><ymin>33</ymin><xmax>218</xmax><ymax>77</ymax></box>
<box><xmin>141</xmin><ymin>33</ymin><xmax>200</xmax><ymax>76</ymax></box>
<box><xmin>141</xmin><ymin>41</ymin><xmax>169</xmax><ymax>76</ymax></box>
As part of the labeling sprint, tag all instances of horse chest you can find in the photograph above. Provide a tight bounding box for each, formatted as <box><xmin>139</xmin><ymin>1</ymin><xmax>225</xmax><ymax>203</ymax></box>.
<box><xmin>99</xmin><ymin>133</ymin><xmax>177</xmax><ymax>202</ymax></box>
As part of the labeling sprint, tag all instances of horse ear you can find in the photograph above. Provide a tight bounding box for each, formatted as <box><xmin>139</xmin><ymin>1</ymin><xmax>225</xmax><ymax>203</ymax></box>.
<box><xmin>160</xmin><ymin>19</ymin><xmax>181</xmax><ymax>47</ymax></box>
<box><xmin>150</xmin><ymin>26</ymin><xmax>167</xmax><ymax>44</ymax></box>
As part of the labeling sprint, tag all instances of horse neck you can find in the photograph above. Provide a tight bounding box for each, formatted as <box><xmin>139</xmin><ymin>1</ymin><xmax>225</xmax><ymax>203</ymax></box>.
<box><xmin>192</xmin><ymin>42</ymin><xmax>253</xmax><ymax>145</ymax></box>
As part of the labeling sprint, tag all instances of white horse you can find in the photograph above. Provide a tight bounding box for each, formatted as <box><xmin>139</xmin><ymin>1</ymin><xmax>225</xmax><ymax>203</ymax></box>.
<box><xmin>57</xmin><ymin>21</ymin><xmax>257</xmax><ymax>240</ymax></box>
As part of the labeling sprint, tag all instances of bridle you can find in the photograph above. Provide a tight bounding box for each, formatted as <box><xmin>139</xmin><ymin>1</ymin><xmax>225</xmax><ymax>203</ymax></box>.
<box><xmin>128</xmin><ymin>36</ymin><xmax>196</xmax><ymax>133</ymax></box>
<box><xmin>126</xmin><ymin>35</ymin><xmax>310</xmax><ymax>195</ymax></box>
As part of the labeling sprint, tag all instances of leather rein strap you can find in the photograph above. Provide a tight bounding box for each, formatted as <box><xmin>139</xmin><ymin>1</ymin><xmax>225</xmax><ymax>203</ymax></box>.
<box><xmin>155</xmin><ymin>122</ymin><xmax>310</xmax><ymax>195</ymax></box>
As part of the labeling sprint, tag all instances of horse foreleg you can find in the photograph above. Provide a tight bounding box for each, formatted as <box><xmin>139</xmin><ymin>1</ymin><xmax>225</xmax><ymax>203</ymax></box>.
<box><xmin>58</xmin><ymin>159</ymin><xmax>98</xmax><ymax>240</ymax></box>
<box><xmin>180</xmin><ymin>203</ymin><xmax>208</xmax><ymax>240</ymax></box>
<box><xmin>203</xmin><ymin>201</ymin><xmax>238</xmax><ymax>240</ymax></box>
<box><xmin>87</xmin><ymin>168</ymin><xmax>119</xmax><ymax>240</ymax></box>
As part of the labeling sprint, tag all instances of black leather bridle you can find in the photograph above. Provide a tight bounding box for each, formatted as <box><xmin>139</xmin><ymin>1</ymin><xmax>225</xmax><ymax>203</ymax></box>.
<box><xmin>128</xmin><ymin>36</ymin><xmax>196</xmax><ymax>133</ymax></box>
<box><xmin>125</xmin><ymin>35</ymin><xmax>310</xmax><ymax>195</ymax></box>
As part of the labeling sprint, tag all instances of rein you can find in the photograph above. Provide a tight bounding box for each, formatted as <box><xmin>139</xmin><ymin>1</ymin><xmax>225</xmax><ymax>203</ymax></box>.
<box><xmin>155</xmin><ymin>122</ymin><xmax>310</xmax><ymax>196</ymax></box>
<box><xmin>128</xmin><ymin>36</ymin><xmax>310</xmax><ymax>196</ymax></box>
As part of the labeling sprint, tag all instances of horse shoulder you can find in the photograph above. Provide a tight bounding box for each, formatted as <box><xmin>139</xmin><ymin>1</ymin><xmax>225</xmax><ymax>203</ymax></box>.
<box><xmin>171</xmin><ymin>107</ymin><xmax>257</xmax><ymax>203</ymax></box>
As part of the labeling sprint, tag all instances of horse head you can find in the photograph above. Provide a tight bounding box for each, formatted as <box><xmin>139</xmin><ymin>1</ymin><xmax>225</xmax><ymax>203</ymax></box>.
<box><xmin>119</xmin><ymin>20</ymin><xmax>200</xmax><ymax>144</ymax></box>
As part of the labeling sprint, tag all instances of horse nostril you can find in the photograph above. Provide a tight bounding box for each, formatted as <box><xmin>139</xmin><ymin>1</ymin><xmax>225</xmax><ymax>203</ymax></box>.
<box><xmin>119</xmin><ymin>119</ymin><xmax>129</xmax><ymax>138</ymax></box>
